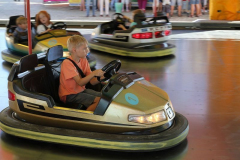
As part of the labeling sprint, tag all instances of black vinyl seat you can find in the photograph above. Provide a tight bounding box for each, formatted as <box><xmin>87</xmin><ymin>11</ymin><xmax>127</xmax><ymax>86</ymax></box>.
<box><xmin>44</xmin><ymin>45</ymin><xmax>63</xmax><ymax>103</ymax></box>
<box><xmin>20</xmin><ymin>54</ymin><xmax>50</xmax><ymax>95</ymax></box>
<box><xmin>100</xmin><ymin>22</ymin><xmax>116</xmax><ymax>34</ymax></box>
<box><xmin>7</xmin><ymin>15</ymin><xmax>23</xmax><ymax>33</ymax></box>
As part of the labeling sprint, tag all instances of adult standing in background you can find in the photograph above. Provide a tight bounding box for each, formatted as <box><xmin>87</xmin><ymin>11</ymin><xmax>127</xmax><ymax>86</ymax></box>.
<box><xmin>152</xmin><ymin>0</ymin><xmax>159</xmax><ymax>15</ymax></box>
<box><xmin>110</xmin><ymin>0</ymin><xmax>118</xmax><ymax>11</ymax></box>
<box><xmin>162</xmin><ymin>0</ymin><xmax>171</xmax><ymax>18</ymax></box>
<box><xmin>86</xmin><ymin>0</ymin><xmax>96</xmax><ymax>17</ymax></box>
<box><xmin>80</xmin><ymin>0</ymin><xmax>86</xmax><ymax>11</ymax></box>
<box><xmin>182</xmin><ymin>0</ymin><xmax>190</xmax><ymax>17</ymax></box>
<box><xmin>138</xmin><ymin>0</ymin><xmax>147</xmax><ymax>12</ymax></box>
<box><xmin>198</xmin><ymin>0</ymin><xmax>202</xmax><ymax>16</ymax></box>
<box><xmin>159</xmin><ymin>0</ymin><xmax>163</xmax><ymax>12</ymax></box>
<box><xmin>122</xmin><ymin>0</ymin><xmax>130</xmax><ymax>12</ymax></box>
<box><xmin>99</xmin><ymin>0</ymin><xmax>109</xmax><ymax>17</ymax></box>
<box><xmin>201</xmin><ymin>0</ymin><xmax>208</xmax><ymax>14</ymax></box>
<box><xmin>170</xmin><ymin>0</ymin><xmax>182</xmax><ymax>17</ymax></box>
<box><xmin>190</xmin><ymin>0</ymin><xmax>200</xmax><ymax>17</ymax></box>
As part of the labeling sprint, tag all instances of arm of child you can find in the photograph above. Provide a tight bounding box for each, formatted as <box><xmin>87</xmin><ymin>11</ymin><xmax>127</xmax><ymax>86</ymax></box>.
<box><xmin>90</xmin><ymin>75</ymin><xmax>106</xmax><ymax>85</ymax></box>
<box><xmin>37</xmin><ymin>25</ymin><xmax>51</xmax><ymax>35</ymax></box>
<box><xmin>73</xmin><ymin>69</ymin><xmax>105</xmax><ymax>86</ymax></box>
<box><xmin>123</xmin><ymin>15</ymin><xmax>133</xmax><ymax>23</ymax></box>
<box><xmin>118</xmin><ymin>24</ymin><xmax>127</xmax><ymax>30</ymax></box>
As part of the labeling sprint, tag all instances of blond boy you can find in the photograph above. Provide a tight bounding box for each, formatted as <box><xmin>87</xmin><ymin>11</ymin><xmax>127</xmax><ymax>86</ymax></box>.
<box><xmin>59</xmin><ymin>35</ymin><xmax>105</xmax><ymax>111</ymax></box>
<box><xmin>13</xmin><ymin>16</ymin><xmax>28</xmax><ymax>44</ymax></box>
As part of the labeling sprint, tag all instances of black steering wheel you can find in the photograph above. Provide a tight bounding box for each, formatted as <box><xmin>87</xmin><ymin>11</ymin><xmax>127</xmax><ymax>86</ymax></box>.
<box><xmin>112</xmin><ymin>13</ymin><xmax>127</xmax><ymax>25</ymax></box>
<box><xmin>97</xmin><ymin>60</ymin><xmax>121</xmax><ymax>82</ymax></box>
<box><xmin>50</xmin><ymin>22</ymin><xmax>67</xmax><ymax>30</ymax></box>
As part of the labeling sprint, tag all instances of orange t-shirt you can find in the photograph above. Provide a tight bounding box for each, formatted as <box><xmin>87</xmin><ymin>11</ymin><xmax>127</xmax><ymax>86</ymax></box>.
<box><xmin>58</xmin><ymin>56</ymin><xmax>92</xmax><ymax>103</ymax></box>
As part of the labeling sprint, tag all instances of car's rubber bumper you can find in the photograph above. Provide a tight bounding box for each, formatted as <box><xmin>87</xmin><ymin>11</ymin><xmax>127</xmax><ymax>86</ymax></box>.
<box><xmin>89</xmin><ymin>40</ymin><xmax>176</xmax><ymax>58</ymax></box>
<box><xmin>1</xmin><ymin>49</ymin><xmax>22</xmax><ymax>64</ymax></box>
<box><xmin>0</xmin><ymin>107</ymin><xmax>188</xmax><ymax>151</ymax></box>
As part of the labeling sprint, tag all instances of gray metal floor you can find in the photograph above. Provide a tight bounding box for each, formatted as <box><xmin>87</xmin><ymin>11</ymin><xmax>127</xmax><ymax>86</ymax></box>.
<box><xmin>0</xmin><ymin>28</ymin><xmax>240</xmax><ymax>160</ymax></box>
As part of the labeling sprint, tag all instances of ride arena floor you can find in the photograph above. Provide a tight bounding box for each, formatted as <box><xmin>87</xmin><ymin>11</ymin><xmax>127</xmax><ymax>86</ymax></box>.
<box><xmin>0</xmin><ymin>28</ymin><xmax>240</xmax><ymax>160</ymax></box>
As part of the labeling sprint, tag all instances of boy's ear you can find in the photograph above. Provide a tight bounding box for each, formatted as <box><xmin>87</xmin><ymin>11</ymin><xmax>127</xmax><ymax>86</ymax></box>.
<box><xmin>72</xmin><ymin>47</ymin><xmax>76</xmax><ymax>53</ymax></box>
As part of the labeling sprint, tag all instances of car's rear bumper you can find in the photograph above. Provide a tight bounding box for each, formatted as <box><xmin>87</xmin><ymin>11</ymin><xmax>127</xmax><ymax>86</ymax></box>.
<box><xmin>89</xmin><ymin>40</ymin><xmax>176</xmax><ymax>58</ymax></box>
<box><xmin>0</xmin><ymin>107</ymin><xmax>188</xmax><ymax>151</ymax></box>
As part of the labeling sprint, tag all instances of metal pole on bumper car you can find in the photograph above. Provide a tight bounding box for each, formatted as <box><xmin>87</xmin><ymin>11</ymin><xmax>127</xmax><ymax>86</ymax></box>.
<box><xmin>25</xmin><ymin>0</ymin><xmax>32</xmax><ymax>55</ymax></box>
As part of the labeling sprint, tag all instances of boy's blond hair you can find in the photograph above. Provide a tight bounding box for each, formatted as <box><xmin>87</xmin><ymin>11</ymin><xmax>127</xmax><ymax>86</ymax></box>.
<box><xmin>16</xmin><ymin>16</ymin><xmax>27</xmax><ymax>25</ymax></box>
<box><xmin>67</xmin><ymin>35</ymin><xmax>88</xmax><ymax>53</ymax></box>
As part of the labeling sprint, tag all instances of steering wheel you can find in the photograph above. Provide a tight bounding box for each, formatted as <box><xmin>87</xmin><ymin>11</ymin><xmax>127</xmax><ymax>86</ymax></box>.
<box><xmin>50</xmin><ymin>22</ymin><xmax>67</xmax><ymax>30</ymax></box>
<box><xmin>112</xmin><ymin>13</ymin><xmax>127</xmax><ymax>25</ymax></box>
<box><xmin>97</xmin><ymin>60</ymin><xmax>121</xmax><ymax>82</ymax></box>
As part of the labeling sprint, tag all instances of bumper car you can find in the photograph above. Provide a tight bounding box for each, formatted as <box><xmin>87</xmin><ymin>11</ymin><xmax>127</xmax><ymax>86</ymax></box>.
<box><xmin>1</xmin><ymin>15</ymin><xmax>96</xmax><ymax>68</ymax></box>
<box><xmin>0</xmin><ymin>45</ymin><xmax>188</xmax><ymax>151</ymax></box>
<box><xmin>89</xmin><ymin>13</ymin><xmax>176</xmax><ymax>58</ymax></box>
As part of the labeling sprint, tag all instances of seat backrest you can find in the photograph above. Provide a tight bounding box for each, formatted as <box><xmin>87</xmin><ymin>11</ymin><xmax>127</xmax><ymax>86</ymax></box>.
<box><xmin>19</xmin><ymin>54</ymin><xmax>38</xmax><ymax>73</ymax></box>
<box><xmin>100</xmin><ymin>22</ymin><xmax>114</xmax><ymax>34</ymax></box>
<box><xmin>7</xmin><ymin>15</ymin><xmax>24</xmax><ymax>34</ymax></box>
<box><xmin>7</xmin><ymin>15</ymin><xmax>23</xmax><ymax>28</ymax></box>
<box><xmin>44</xmin><ymin>45</ymin><xmax>63</xmax><ymax>102</ymax></box>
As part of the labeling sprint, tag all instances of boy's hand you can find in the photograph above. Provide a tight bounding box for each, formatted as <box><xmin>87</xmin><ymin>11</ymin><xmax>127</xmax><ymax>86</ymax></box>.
<box><xmin>93</xmin><ymin>69</ymin><xmax>105</xmax><ymax>77</ymax></box>
<box><xmin>100</xmin><ymin>75</ymin><xmax>106</xmax><ymax>80</ymax></box>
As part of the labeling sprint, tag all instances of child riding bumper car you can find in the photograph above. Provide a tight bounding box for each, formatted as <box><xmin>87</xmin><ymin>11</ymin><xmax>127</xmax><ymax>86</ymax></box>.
<box><xmin>1</xmin><ymin>15</ymin><xmax>96</xmax><ymax>68</ymax></box>
<box><xmin>89</xmin><ymin>13</ymin><xmax>175</xmax><ymax>58</ymax></box>
<box><xmin>0</xmin><ymin>45</ymin><xmax>188</xmax><ymax>151</ymax></box>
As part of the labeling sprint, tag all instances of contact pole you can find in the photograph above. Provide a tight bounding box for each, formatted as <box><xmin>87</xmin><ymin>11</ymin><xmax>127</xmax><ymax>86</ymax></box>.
<box><xmin>26</xmin><ymin>0</ymin><xmax>32</xmax><ymax>55</ymax></box>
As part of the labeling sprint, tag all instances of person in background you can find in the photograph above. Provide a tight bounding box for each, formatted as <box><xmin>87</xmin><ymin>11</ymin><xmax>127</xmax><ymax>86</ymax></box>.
<box><xmin>170</xmin><ymin>0</ymin><xmax>182</xmax><ymax>17</ymax></box>
<box><xmin>86</xmin><ymin>0</ymin><xmax>96</xmax><ymax>17</ymax></box>
<box><xmin>190</xmin><ymin>0</ymin><xmax>200</xmax><ymax>17</ymax></box>
<box><xmin>182</xmin><ymin>0</ymin><xmax>190</xmax><ymax>17</ymax></box>
<box><xmin>36</xmin><ymin>10</ymin><xmax>52</xmax><ymax>35</ymax></box>
<box><xmin>110</xmin><ymin>0</ymin><xmax>118</xmax><ymax>11</ymax></box>
<box><xmin>152</xmin><ymin>0</ymin><xmax>159</xmax><ymax>15</ymax></box>
<box><xmin>198</xmin><ymin>0</ymin><xmax>202</xmax><ymax>16</ymax></box>
<box><xmin>137</xmin><ymin>0</ymin><xmax>147</xmax><ymax>12</ymax></box>
<box><xmin>97</xmin><ymin>0</ymin><xmax>100</xmax><ymax>11</ymax></box>
<box><xmin>201</xmin><ymin>0</ymin><xmax>208</xmax><ymax>14</ymax></box>
<box><xmin>159</xmin><ymin>0</ymin><xmax>163</xmax><ymax>12</ymax></box>
<box><xmin>80</xmin><ymin>0</ymin><xmax>86</xmax><ymax>11</ymax></box>
<box><xmin>122</xmin><ymin>0</ymin><xmax>130</xmax><ymax>12</ymax></box>
<box><xmin>99</xmin><ymin>0</ymin><xmax>109</xmax><ymax>17</ymax></box>
<box><xmin>162</xmin><ymin>0</ymin><xmax>171</xmax><ymax>18</ymax></box>
<box><xmin>13</xmin><ymin>16</ymin><xmax>28</xmax><ymax>45</ymax></box>
<box><xmin>128</xmin><ymin>0</ymin><xmax>132</xmax><ymax>11</ymax></box>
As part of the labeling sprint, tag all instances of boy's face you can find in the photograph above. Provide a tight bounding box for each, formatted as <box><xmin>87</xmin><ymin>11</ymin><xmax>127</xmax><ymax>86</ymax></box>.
<box><xmin>74</xmin><ymin>43</ymin><xmax>89</xmax><ymax>59</ymax></box>
<box><xmin>18</xmin><ymin>22</ymin><xmax>27</xmax><ymax>30</ymax></box>
<box><xmin>39</xmin><ymin>13</ymin><xmax>49</xmax><ymax>25</ymax></box>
